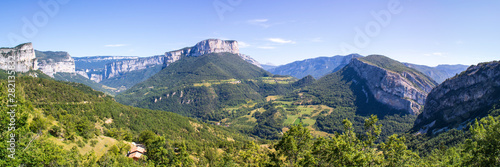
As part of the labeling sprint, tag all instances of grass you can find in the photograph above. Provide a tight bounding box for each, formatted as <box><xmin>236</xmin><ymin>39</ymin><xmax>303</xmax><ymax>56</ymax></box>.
<box><xmin>193</xmin><ymin>79</ymin><xmax>240</xmax><ymax>87</ymax></box>
<box><xmin>266</xmin><ymin>95</ymin><xmax>281</xmax><ymax>101</ymax></box>
<box><xmin>48</xmin><ymin>135</ymin><xmax>121</xmax><ymax>158</ymax></box>
<box><xmin>284</xmin><ymin>115</ymin><xmax>300</xmax><ymax>125</ymax></box>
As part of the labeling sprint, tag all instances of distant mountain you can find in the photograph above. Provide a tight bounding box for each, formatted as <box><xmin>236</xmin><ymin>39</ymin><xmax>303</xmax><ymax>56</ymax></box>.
<box><xmin>74</xmin><ymin>56</ymin><xmax>139</xmax><ymax>70</ymax></box>
<box><xmin>261</xmin><ymin>63</ymin><xmax>277</xmax><ymax>70</ymax></box>
<box><xmin>413</xmin><ymin>61</ymin><xmax>500</xmax><ymax>135</ymax></box>
<box><xmin>268</xmin><ymin>54</ymin><xmax>362</xmax><ymax>79</ymax></box>
<box><xmin>73</xmin><ymin>39</ymin><xmax>261</xmax><ymax>92</ymax></box>
<box><xmin>404</xmin><ymin>63</ymin><xmax>468</xmax><ymax>83</ymax></box>
<box><xmin>0</xmin><ymin>69</ymin><xmax>251</xmax><ymax>166</ymax></box>
<box><xmin>296</xmin><ymin>55</ymin><xmax>436</xmax><ymax>137</ymax></box>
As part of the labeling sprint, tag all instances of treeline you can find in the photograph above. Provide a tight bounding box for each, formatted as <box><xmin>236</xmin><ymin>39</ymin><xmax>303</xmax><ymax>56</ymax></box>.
<box><xmin>135</xmin><ymin>114</ymin><xmax>500</xmax><ymax>166</ymax></box>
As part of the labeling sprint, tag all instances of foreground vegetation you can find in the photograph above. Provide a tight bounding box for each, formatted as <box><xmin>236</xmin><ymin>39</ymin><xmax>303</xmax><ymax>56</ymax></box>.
<box><xmin>1</xmin><ymin>68</ymin><xmax>499</xmax><ymax>166</ymax></box>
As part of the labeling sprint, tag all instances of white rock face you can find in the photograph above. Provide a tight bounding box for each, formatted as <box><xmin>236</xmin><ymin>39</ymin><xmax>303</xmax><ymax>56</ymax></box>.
<box><xmin>103</xmin><ymin>55</ymin><xmax>165</xmax><ymax>79</ymax></box>
<box><xmin>36</xmin><ymin>51</ymin><xmax>76</xmax><ymax>77</ymax></box>
<box><xmin>0</xmin><ymin>43</ymin><xmax>37</xmax><ymax>72</ymax></box>
<box><xmin>187</xmin><ymin>39</ymin><xmax>239</xmax><ymax>57</ymax></box>
<box><xmin>165</xmin><ymin>47</ymin><xmax>192</xmax><ymax>64</ymax></box>
<box><xmin>350</xmin><ymin>58</ymin><xmax>434</xmax><ymax>115</ymax></box>
<box><xmin>90</xmin><ymin>73</ymin><xmax>103</xmax><ymax>83</ymax></box>
<box><xmin>239</xmin><ymin>53</ymin><xmax>262</xmax><ymax>68</ymax></box>
<box><xmin>76</xmin><ymin>70</ymin><xmax>90</xmax><ymax>79</ymax></box>
<box><xmin>414</xmin><ymin>61</ymin><xmax>500</xmax><ymax>133</ymax></box>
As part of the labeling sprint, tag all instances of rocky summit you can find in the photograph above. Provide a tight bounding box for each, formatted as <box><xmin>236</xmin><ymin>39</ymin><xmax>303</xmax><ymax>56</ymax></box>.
<box><xmin>414</xmin><ymin>61</ymin><xmax>500</xmax><ymax>134</ymax></box>
<box><xmin>0</xmin><ymin>43</ymin><xmax>76</xmax><ymax>77</ymax></box>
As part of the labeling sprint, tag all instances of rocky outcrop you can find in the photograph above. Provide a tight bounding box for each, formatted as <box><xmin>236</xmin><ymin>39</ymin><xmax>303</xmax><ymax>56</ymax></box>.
<box><xmin>90</xmin><ymin>73</ymin><xmax>103</xmax><ymax>83</ymax></box>
<box><xmin>103</xmin><ymin>55</ymin><xmax>165</xmax><ymax>79</ymax></box>
<box><xmin>404</xmin><ymin>63</ymin><xmax>468</xmax><ymax>83</ymax></box>
<box><xmin>0</xmin><ymin>43</ymin><xmax>37</xmax><ymax>72</ymax></box>
<box><xmin>74</xmin><ymin>56</ymin><xmax>139</xmax><ymax>63</ymax></box>
<box><xmin>349</xmin><ymin>57</ymin><xmax>435</xmax><ymax>115</ymax></box>
<box><xmin>414</xmin><ymin>61</ymin><xmax>500</xmax><ymax>134</ymax></box>
<box><xmin>187</xmin><ymin>39</ymin><xmax>239</xmax><ymax>57</ymax></box>
<box><xmin>36</xmin><ymin>51</ymin><xmax>75</xmax><ymax>77</ymax></box>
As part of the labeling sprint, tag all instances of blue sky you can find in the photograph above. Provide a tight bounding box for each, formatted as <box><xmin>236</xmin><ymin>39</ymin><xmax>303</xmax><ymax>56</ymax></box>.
<box><xmin>1</xmin><ymin>0</ymin><xmax>499</xmax><ymax>66</ymax></box>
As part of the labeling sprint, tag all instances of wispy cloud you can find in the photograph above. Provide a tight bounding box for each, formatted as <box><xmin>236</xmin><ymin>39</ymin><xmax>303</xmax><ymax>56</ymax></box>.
<box><xmin>247</xmin><ymin>19</ymin><xmax>271</xmax><ymax>28</ymax></box>
<box><xmin>310</xmin><ymin>37</ymin><xmax>323</xmax><ymax>43</ymax></box>
<box><xmin>257</xmin><ymin>46</ymin><xmax>276</xmax><ymax>49</ymax></box>
<box><xmin>424</xmin><ymin>52</ymin><xmax>447</xmax><ymax>57</ymax></box>
<box><xmin>104</xmin><ymin>44</ymin><xmax>127</xmax><ymax>47</ymax></box>
<box><xmin>267</xmin><ymin>38</ymin><xmax>296</xmax><ymax>44</ymax></box>
<box><xmin>455</xmin><ymin>40</ymin><xmax>464</xmax><ymax>45</ymax></box>
<box><xmin>238</xmin><ymin>41</ymin><xmax>250</xmax><ymax>48</ymax></box>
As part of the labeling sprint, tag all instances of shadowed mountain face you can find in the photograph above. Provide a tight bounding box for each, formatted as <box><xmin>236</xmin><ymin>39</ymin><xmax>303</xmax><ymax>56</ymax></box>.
<box><xmin>413</xmin><ymin>61</ymin><xmax>500</xmax><ymax>135</ymax></box>
<box><xmin>268</xmin><ymin>54</ymin><xmax>362</xmax><ymax>79</ymax></box>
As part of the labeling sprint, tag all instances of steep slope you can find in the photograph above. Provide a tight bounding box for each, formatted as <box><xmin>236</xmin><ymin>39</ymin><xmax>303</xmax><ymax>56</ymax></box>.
<box><xmin>0</xmin><ymin>42</ymin><xmax>37</xmax><ymax>72</ymax></box>
<box><xmin>74</xmin><ymin>56</ymin><xmax>139</xmax><ymax>70</ymax></box>
<box><xmin>294</xmin><ymin>55</ymin><xmax>436</xmax><ymax>138</ymax></box>
<box><xmin>0</xmin><ymin>70</ymin><xmax>252</xmax><ymax>166</ymax></box>
<box><xmin>71</xmin><ymin>39</ymin><xmax>260</xmax><ymax>93</ymax></box>
<box><xmin>413</xmin><ymin>61</ymin><xmax>500</xmax><ymax>134</ymax></box>
<box><xmin>356</xmin><ymin>55</ymin><xmax>437</xmax><ymax>114</ymax></box>
<box><xmin>268</xmin><ymin>54</ymin><xmax>361</xmax><ymax>79</ymax></box>
<box><xmin>115</xmin><ymin>52</ymin><xmax>276</xmax><ymax>120</ymax></box>
<box><xmin>99</xmin><ymin>64</ymin><xmax>164</xmax><ymax>91</ymax></box>
<box><xmin>404</xmin><ymin>63</ymin><xmax>468</xmax><ymax>83</ymax></box>
<box><xmin>53</xmin><ymin>72</ymin><xmax>120</xmax><ymax>95</ymax></box>
<box><xmin>35</xmin><ymin>50</ymin><xmax>76</xmax><ymax>77</ymax></box>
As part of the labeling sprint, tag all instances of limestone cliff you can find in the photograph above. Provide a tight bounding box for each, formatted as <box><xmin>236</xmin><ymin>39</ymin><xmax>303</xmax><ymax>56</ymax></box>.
<box><xmin>0</xmin><ymin>43</ymin><xmax>37</xmax><ymax>72</ymax></box>
<box><xmin>36</xmin><ymin>50</ymin><xmax>76</xmax><ymax>77</ymax></box>
<box><xmin>349</xmin><ymin>55</ymin><xmax>437</xmax><ymax>115</ymax></box>
<box><xmin>413</xmin><ymin>61</ymin><xmax>500</xmax><ymax>134</ymax></box>
<box><xmin>164</xmin><ymin>39</ymin><xmax>244</xmax><ymax>66</ymax></box>
<box><xmin>239</xmin><ymin>53</ymin><xmax>262</xmax><ymax>68</ymax></box>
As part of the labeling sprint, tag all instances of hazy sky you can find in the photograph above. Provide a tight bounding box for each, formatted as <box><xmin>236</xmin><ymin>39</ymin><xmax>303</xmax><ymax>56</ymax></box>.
<box><xmin>1</xmin><ymin>0</ymin><xmax>499</xmax><ymax>66</ymax></box>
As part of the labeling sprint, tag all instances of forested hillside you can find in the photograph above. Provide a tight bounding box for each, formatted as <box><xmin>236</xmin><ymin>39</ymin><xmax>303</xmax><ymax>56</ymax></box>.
<box><xmin>116</xmin><ymin>53</ymin><xmax>299</xmax><ymax>121</ymax></box>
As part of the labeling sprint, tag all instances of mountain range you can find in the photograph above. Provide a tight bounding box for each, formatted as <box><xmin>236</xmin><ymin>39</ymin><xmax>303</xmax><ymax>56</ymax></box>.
<box><xmin>2</xmin><ymin>39</ymin><xmax>500</xmax><ymax>166</ymax></box>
